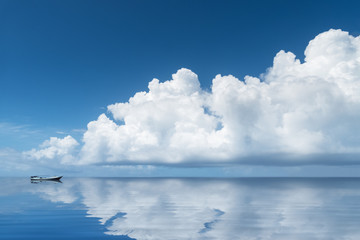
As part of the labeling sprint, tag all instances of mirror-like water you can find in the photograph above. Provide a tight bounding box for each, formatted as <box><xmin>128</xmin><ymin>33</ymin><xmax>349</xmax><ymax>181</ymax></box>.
<box><xmin>1</xmin><ymin>178</ymin><xmax>360</xmax><ymax>240</ymax></box>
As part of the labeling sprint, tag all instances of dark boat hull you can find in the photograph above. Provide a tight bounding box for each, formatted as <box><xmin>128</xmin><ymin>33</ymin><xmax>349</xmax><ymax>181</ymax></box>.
<box><xmin>30</xmin><ymin>176</ymin><xmax>63</xmax><ymax>181</ymax></box>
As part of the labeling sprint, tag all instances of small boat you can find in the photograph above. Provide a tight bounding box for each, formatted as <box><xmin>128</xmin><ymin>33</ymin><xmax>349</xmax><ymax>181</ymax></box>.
<box><xmin>30</xmin><ymin>176</ymin><xmax>63</xmax><ymax>181</ymax></box>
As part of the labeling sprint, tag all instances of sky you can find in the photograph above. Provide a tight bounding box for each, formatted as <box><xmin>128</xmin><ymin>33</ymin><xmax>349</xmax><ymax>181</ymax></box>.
<box><xmin>1</xmin><ymin>0</ymin><xmax>360</xmax><ymax>176</ymax></box>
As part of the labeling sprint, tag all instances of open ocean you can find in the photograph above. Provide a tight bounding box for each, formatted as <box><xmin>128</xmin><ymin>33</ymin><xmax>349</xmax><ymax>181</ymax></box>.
<box><xmin>1</xmin><ymin>177</ymin><xmax>360</xmax><ymax>240</ymax></box>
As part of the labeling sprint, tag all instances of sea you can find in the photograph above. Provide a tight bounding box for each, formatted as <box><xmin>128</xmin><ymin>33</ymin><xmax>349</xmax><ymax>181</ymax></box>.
<box><xmin>1</xmin><ymin>177</ymin><xmax>360</xmax><ymax>240</ymax></box>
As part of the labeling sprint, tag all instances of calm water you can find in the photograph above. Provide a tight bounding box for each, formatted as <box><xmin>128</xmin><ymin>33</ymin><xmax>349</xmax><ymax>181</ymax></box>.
<box><xmin>1</xmin><ymin>178</ymin><xmax>360</xmax><ymax>240</ymax></box>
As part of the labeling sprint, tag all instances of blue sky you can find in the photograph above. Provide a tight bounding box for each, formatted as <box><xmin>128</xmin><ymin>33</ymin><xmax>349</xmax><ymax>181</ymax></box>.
<box><xmin>1</xmin><ymin>0</ymin><xmax>360</xmax><ymax>176</ymax></box>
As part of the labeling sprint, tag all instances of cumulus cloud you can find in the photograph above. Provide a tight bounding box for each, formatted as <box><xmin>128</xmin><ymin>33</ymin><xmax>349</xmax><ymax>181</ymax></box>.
<box><xmin>78</xmin><ymin>69</ymin><xmax>230</xmax><ymax>165</ymax></box>
<box><xmin>26</xmin><ymin>29</ymin><xmax>360</xmax><ymax>166</ymax></box>
<box><xmin>24</xmin><ymin>135</ymin><xmax>79</xmax><ymax>164</ymax></box>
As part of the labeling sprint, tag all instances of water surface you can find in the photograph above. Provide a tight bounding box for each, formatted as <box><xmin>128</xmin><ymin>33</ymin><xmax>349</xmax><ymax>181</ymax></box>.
<box><xmin>1</xmin><ymin>177</ymin><xmax>360</xmax><ymax>239</ymax></box>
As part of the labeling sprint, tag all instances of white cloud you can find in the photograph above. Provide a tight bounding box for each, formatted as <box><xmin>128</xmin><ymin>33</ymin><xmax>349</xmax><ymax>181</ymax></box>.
<box><xmin>26</xmin><ymin>29</ymin><xmax>360</xmax><ymax>166</ymax></box>
<box><xmin>24</xmin><ymin>135</ymin><xmax>79</xmax><ymax>164</ymax></box>
<box><xmin>78</xmin><ymin>69</ymin><xmax>230</xmax><ymax>165</ymax></box>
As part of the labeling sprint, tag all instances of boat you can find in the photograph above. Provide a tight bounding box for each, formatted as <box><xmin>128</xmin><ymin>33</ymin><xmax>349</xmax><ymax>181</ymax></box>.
<box><xmin>30</xmin><ymin>176</ymin><xmax>63</xmax><ymax>181</ymax></box>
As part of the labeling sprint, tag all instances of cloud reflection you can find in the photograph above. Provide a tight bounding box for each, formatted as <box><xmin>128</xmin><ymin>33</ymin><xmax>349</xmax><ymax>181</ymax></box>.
<box><xmin>29</xmin><ymin>178</ymin><xmax>360</xmax><ymax>240</ymax></box>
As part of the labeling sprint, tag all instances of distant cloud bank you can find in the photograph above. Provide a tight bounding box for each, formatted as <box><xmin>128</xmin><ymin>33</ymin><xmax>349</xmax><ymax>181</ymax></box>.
<box><xmin>25</xmin><ymin>29</ymin><xmax>360</xmax><ymax>166</ymax></box>
<box><xmin>24</xmin><ymin>135</ymin><xmax>78</xmax><ymax>164</ymax></box>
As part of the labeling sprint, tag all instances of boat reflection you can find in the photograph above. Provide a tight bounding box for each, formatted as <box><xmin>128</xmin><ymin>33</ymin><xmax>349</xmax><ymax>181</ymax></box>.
<box><xmin>30</xmin><ymin>179</ymin><xmax>62</xmax><ymax>184</ymax></box>
<box><xmin>28</xmin><ymin>178</ymin><xmax>360</xmax><ymax>240</ymax></box>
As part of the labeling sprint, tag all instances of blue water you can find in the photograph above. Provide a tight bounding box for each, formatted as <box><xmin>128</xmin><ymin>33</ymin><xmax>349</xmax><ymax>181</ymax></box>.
<box><xmin>1</xmin><ymin>178</ymin><xmax>360</xmax><ymax>240</ymax></box>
